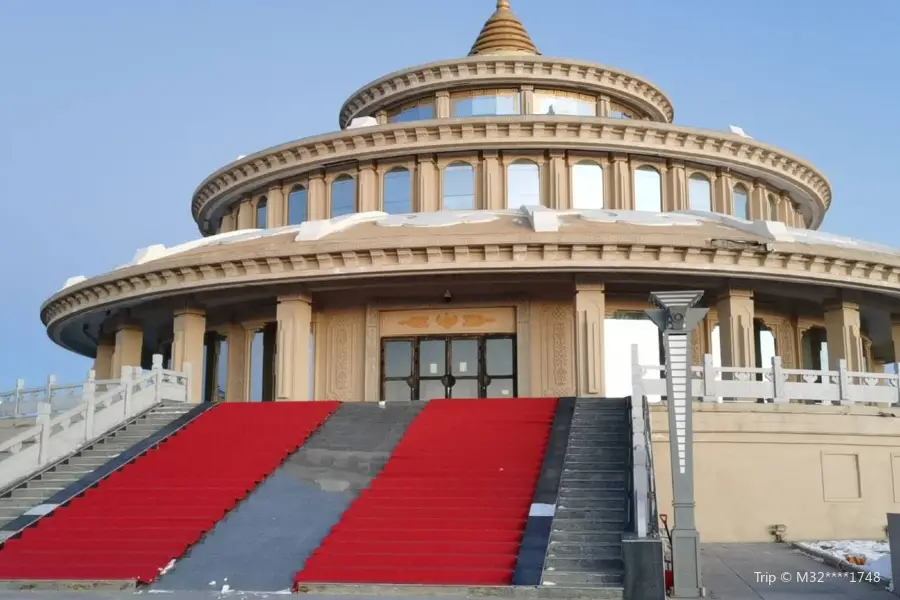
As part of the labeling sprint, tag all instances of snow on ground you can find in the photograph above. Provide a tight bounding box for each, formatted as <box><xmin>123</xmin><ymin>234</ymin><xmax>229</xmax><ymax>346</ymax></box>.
<box><xmin>807</xmin><ymin>540</ymin><xmax>892</xmax><ymax>579</ymax></box>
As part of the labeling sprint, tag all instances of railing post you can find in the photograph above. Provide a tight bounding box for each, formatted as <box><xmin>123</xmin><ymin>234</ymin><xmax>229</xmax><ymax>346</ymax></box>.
<box><xmin>771</xmin><ymin>356</ymin><xmax>787</xmax><ymax>403</ymax></box>
<box><xmin>45</xmin><ymin>375</ymin><xmax>56</xmax><ymax>413</ymax></box>
<box><xmin>82</xmin><ymin>375</ymin><xmax>97</xmax><ymax>442</ymax></box>
<box><xmin>121</xmin><ymin>366</ymin><xmax>134</xmax><ymax>417</ymax></box>
<box><xmin>702</xmin><ymin>354</ymin><xmax>716</xmax><ymax>402</ymax></box>
<box><xmin>630</xmin><ymin>345</ymin><xmax>644</xmax><ymax>402</ymax></box>
<box><xmin>13</xmin><ymin>379</ymin><xmax>23</xmax><ymax>419</ymax></box>
<box><xmin>183</xmin><ymin>362</ymin><xmax>193</xmax><ymax>403</ymax></box>
<box><xmin>36</xmin><ymin>402</ymin><xmax>52</xmax><ymax>464</ymax></box>
<box><xmin>838</xmin><ymin>359</ymin><xmax>852</xmax><ymax>405</ymax></box>
<box><xmin>152</xmin><ymin>354</ymin><xmax>163</xmax><ymax>404</ymax></box>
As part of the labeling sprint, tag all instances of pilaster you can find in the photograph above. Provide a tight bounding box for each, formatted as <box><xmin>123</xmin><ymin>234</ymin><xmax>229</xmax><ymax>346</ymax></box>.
<box><xmin>665</xmin><ymin>160</ymin><xmax>687</xmax><ymax>212</ymax></box>
<box><xmin>435</xmin><ymin>91</ymin><xmax>450</xmax><ymax>118</ymax></box>
<box><xmin>171</xmin><ymin>308</ymin><xmax>206</xmax><ymax>403</ymax></box>
<box><xmin>749</xmin><ymin>180</ymin><xmax>766</xmax><ymax>220</ymax></box>
<box><xmin>275</xmin><ymin>294</ymin><xmax>313</xmax><ymax>401</ymax></box>
<box><xmin>609</xmin><ymin>155</ymin><xmax>630</xmax><ymax>209</ymax></box>
<box><xmin>417</xmin><ymin>156</ymin><xmax>439</xmax><ymax>212</ymax></box>
<box><xmin>712</xmin><ymin>168</ymin><xmax>730</xmax><ymax>214</ymax></box>
<box><xmin>223</xmin><ymin>324</ymin><xmax>249</xmax><ymax>401</ymax></box>
<box><xmin>575</xmin><ymin>282</ymin><xmax>606</xmax><ymax>396</ymax></box>
<box><xmin>307</xmin><ymin>170</ymin><xmax>327</xmax><ymax>221</ymax></box>
<box><xmin>824</xmin><ymin>301</ymin><xmax>865</xmax><ymax>372</ymax></box>
<box><xmin>482</xmin><ymin>152</ymin><xmax>504</xmax><ymax>210</ymax></box>
<box><xmin>597</xmin><ymin>94</ymin><xmax>611</xmax><ymax>117</ymax></box>
<box><xmin>548</xmin><ymin>151</ymin><xmax>568</xmax><ymax>209</ymax></box>
<box><xmin>266</xmin><ymin>184</ymin><xmax>285</xmax><ymax>227</ymax></box>
<box><xmin>520</xmin><ymin>85</ymin><xmax>535</xmax><ymax>114</ymax></box>
<box><xmin>715</xmin><ymin>289</ymin><xmax>755</xmax><ymax>368</ymax></box>
<box><xmin>111</xmin><ymin>324</ymin><xmax>143</xmax><ymax>375</ymax></box>
<box><xmin>358</xmin><ymin>162</ymin><xmax>378</xmax><ymax>212</ymax></box>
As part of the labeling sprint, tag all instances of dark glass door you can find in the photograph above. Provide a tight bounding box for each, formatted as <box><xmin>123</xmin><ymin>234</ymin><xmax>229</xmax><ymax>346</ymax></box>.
<box><xmin>380</xmin><ymin>335</ymin><xmax>516</xmax><ymax>401</ymax></box>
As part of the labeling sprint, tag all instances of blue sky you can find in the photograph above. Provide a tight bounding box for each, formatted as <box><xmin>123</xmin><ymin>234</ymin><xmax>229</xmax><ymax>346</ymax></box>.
<box><xmin>1</xmin><ymin>0</ymin><xmax>898</xmax><ymax>386</ymax></box>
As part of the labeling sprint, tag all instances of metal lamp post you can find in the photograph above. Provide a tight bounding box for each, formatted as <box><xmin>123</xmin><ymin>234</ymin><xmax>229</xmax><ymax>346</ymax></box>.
<box><xmin>645</xmin><ymin>290</ymin><xmax>708</xmax><ymax>599</ymax></box>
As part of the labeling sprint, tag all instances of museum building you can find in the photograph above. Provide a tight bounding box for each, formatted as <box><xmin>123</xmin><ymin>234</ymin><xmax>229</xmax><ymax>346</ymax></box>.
<box><xmin>40</xmin><ymin>0</ymin><xmax>900</xmax><ymax>408</ymax></box>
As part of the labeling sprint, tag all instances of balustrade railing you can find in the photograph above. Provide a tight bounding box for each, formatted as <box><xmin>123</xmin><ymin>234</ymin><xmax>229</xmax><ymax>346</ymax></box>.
<box><xmin>0</xmin><ymin>374</ymin><xmax>123</xmax><ymax>420</ymax></box>
<box><xmin>631</xmin><ymin>344</ymin><xmax>900</xmax><ymax>406</ymax></box>
<box><xmin>0</xmin><ymin>355</ymin><xmax>192</xmax><ymax>491</ymax></box>
<box><xmin>628</xmin><ymin>349</ymin><xmax>659</xmax><ymax>538</ymax></box>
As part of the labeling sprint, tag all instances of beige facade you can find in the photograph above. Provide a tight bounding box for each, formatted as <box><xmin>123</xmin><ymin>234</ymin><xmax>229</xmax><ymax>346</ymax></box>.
<box><xmin>36</xmin><ymin>1</ymin><xmax>900</xmax><ymax>542</ymax></box>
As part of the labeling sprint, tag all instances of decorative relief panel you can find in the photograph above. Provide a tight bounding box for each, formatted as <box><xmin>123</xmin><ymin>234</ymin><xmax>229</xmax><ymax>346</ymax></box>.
<box><xmin>380</xmin><ymin>307</ymin><xmax>516</xmax><ymax>337</ymax></box>
<box><xmin>531</xmin><ymin>301</ymin><xmax>576</xmax><ymax>397</ymax></box>
<box><xmin>317</xmin><ymin>308</ymin><xmax>365</xmax><ymax>402</ymax></box>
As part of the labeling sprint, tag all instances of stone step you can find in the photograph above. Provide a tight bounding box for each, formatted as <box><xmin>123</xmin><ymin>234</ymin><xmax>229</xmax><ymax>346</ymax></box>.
<box><xmin>24</xmin><ymin>479</ymin><xmax>65</xmax><ymax>491</ymax></box>
<box><xmin>38</xmin><ymin>470</ymin><xmax>84</xmax><ymax>482</ymax></box>
<box><xmin>557</xmin><ymin>491</ymin><xmax>627</xmax><ymax>504</ymax></box>
<box><xmin>544</xmin><ymin>557</ymin><xmax>625</xmax><ymax>572</ymax></box>
<box><xmin>562</xmin><ymin>469</ymin><xmax>628</xmax><ymax>480</ymax></box>
<box><xmin>555</xmin><ymin>507</ymin><xmax>627</xmax><ymax>521</ymax></box>
<box><xmin>546</xmin><ymin>542</ymin><xmax>622</xmax><ymax>560</ymax></box>
<box><xmin>567</xmin><ymin>432</ymin><xmax>629</xmax><ymax>441</ymax></box>
<box><xmin>0</xmin><ymin>498</ymin><xmax>39</xmax><ymax>511</ymax></box>
<box><xmin>549</xmin><ymin>531</ymin><xmax>623</xmax><ymax>545</ymax></box>
<box><xmin>77</xmin><ymin>449</ymin><xmax>123</xmax><ymax>460</ymax></box>
<box><xmin>11</xmin><ymin>488</ymin><xmax>50</xmax><ymax>501</ymax></box>
<box><xmin>552</xmin><ymin>518</ymin><xmax>626</xmax><ymax>533</ymax></box>
<box><xmin>559</xmin><ymin>483</ymin><xmax>627</xmax><ymax>495</ymax></box>
<box><xmin>53</xmin><ymin>463</ymin><xmax>96</xmax><ymax>474</ymax></box>
<box><xmin>541</xmin><ymin>570</ymin><xmax>624</xmax><ymax>588</ymax></box>
<box><xmin>565</xmin><ymin>452</ymin><xmax>628</xmax><ymax>465</ymax></box>
<box><xmin>0</xmin><ymin>507</ymin><xmax>29</xmax><ymax>520</ymax></box>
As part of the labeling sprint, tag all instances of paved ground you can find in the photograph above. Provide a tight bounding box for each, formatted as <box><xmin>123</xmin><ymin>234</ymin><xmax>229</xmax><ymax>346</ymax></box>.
<box><xmin>0</xmin><ymin>543</ymin><xmax>892</xmax><ymax>599</ymax></box>
<box><xmin>702</xmin><ymin>543</ymin><xmax>895</xmax><ymax>599</ymax></box>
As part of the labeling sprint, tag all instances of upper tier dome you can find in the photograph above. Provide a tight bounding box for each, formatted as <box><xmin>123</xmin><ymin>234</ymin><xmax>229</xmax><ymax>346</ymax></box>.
<box><xmin>468</xmin><ymin>0</ymin><xmax>540</xmax><ymax>56</ymax></box>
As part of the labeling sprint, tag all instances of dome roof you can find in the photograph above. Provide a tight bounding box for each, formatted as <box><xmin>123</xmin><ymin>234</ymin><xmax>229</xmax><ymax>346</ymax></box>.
<box><xmin>468</xmin><ymin>0</ymin><xmax>540</xmax><ymax>57</ymax></box>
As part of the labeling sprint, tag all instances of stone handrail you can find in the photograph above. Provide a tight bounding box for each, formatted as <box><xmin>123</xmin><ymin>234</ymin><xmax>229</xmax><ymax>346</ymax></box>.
<box><xmin>631</xmin><ymin>345</ymin><xmax>900</xmax><ymax>405</ymax></box>
<box><xmin>0</xmin><ymin>355</ymin><xmax>192</xmax><ymax>491</ymax></box>
<box><xmin>628</xmin><ymin>345</ymin><xmax>658</xmax><ymax>538</ymax></box>
<box><xmin>0</xmin><ymin>374</ymin><xmax>122</xmax><ymax>420</ymax></box>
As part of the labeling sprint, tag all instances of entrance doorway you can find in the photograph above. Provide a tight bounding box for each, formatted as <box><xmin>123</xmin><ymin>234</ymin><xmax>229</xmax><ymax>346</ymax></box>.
<box><xmin>381</xmin><ymin>335</ymin><xmax>517</xmax><ymax>401</ymax></box>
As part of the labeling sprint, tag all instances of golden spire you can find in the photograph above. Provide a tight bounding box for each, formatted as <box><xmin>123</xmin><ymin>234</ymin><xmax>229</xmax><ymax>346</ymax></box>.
<box><xmin>468</xmin><ymin>0</ymin><xmax>540</xmax><ymax>57</ymax></box>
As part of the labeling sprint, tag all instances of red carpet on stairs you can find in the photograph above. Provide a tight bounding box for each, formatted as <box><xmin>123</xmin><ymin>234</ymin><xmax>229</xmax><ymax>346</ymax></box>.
<box><xmin>0</xmin><ymin>402</ymin><xmax>338</xmax><ymax>583</ymax></box>
<box><xmin>294</xmin><ymin>397</ymin><xmax>558</xmax><ymax>587</ymax></box>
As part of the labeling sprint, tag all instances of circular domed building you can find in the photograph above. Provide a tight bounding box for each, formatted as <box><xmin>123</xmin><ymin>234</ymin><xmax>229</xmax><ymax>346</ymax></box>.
<box><xmin>40</xmin><ymin>0</ymin><xmax>900</xmax><ymax>418</ymax></box>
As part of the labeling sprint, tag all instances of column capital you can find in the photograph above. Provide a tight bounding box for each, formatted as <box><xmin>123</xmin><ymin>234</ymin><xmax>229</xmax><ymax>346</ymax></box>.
<box><xmin>717</xmin><ymin>288</ymin><xmax>753</xmax><ymax>301</ymax></box>
<box><xmin>824</xmin><ymin>299</ymin><xmax>860</xmax><ymax>313</ymax></box>
<box><xmin>174</xmin><ymin>306</ymin><xmax>206</xmax><ymax>318</ymax></box>
<box><xmin>307</xmin><ymin>169</ymin><xmax>326</xmax><ymax>181</ymax></box>
<box><xmin>435</xmin><ymin>90</ymin><xmax>450</xmax><ymax>99</ymax></box>
<box><xmin>357</xmin><ymin>161</ymin><xmax>377</xmax><ymax>172</ymax></box>
<box><xmin>890</xmin><ymin>314</ymin><xmax>900</xmax><ymax>326</ymax></box>
<box><xmin>574</xmin><ymin>278</ymin><xmax>605</xmax><ymax>293</ymax></box>
<box><xmin>277</xmin><ymin>292</ymin><xmax>312</xmax><ymax>305</ymax></box>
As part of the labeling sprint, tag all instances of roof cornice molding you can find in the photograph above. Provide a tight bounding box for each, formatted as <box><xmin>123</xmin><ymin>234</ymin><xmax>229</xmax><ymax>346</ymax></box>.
<box><xmin>42</xmin><ymin>235</ymin><xmax>900</xmax><ymax>356</ymax></box>
<box><xmin>336</xmin><ymin>56</ymin><xmax>674</xmax><ymax>128</ymax></box>
<box><xmin>192</xmin><ymin>116</ymin><xmax>831</xmax><ymax>231</ymax></box>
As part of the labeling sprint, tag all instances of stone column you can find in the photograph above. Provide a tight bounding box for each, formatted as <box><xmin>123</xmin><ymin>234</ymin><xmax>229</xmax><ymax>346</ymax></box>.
<box><xmin>716</xmin><ymin>289</ymin><xmax>755</xmax><ymax>368</ymax></box>
<box><xmin>111</xmin><ymin>324</ymin><xmax>143</xmax><ymax>375</ymax></box>
<box><xmin>223</xmin><ymin>324</ymin><xmax>249</xmax><ymax>401</ymax></box>
<box><xmin>417</xmin><ymin>156</ymin><xmax>439</xmax><ymax>212</ymax></box>
<box><xmin>712</xmin><ymin>168</ymin><xmax>731</xmax><ymax>214</ymax></box>
<box><xmin>275</xmin><ymin>294</ymin><xmax>313</xmax><ymax>401</ymax></box>
<box><xmin>171</xmin><ymin>308</ymin><xmax>207</xmax><ymax>403</ymax></box>
<box><xmin>891</xmin><ymin>315</ymin><xmax>900</xmax><ymax>367</ymax></box>
<box><xmin>575</xmin><ymin>282</ymin><xmax>606</xmax><ymax>397</ymax></box>
<box><xmin>266</xmin><ymin>183</ymin><xmax>285</xmax><ymax>228</ymax></box>
<box><xmin>665</xmin><ymin>160</ymin><xmax>687</xmax><ymax>212</ymax></box>
<box><xmin>358</xmin><ymin>162</ymin><xmax>378</xmax><ymax>212</ymax></box>
<box><xmin>435</xmin><ymin>91</ymin><xmax>451</xmax><ymax>118</ymax></box>
<box><xmin>824</xmin><ymin>301</ymin><xmax>865</xmax><ymax>372</ymax></box>
<box><xmin>307</xmin><ymin>170</ymin><xmax>327</xmax><ymax>221</ymax></box>
<box><xmin>236</xmin><ymin>198</ymin><xmax>254</xmax><ymax>230</ymax></box>
<box><xmin>482</xmin><ymin>152</ymin><xmax>504</xmax><ymax>210</ymax></box>
<box><xmin>93</xmin><ymin>337</ymin><xmax>115</xmax><ymax>380</ymax></box>
<box><xmin>749</xmin><ymin>180</ymin><xmax>766</xmax><ymax>220</ymax></box>
<box><xmin>376</xmin><ymin>110</ymin><xmax>388</xmax><ymax>125</ymax></box>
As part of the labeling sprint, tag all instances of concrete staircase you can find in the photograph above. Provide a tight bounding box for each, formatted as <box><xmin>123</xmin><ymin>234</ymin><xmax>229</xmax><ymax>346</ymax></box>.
<box><xmin>541</xmin><ymin>397</ymin><xmax>629</xmax><ymax>591</ymax></box>
<box><xmin>0</xmin><ymin>401</ymin><xmax>193</xmax><ymax>530</ymax></box>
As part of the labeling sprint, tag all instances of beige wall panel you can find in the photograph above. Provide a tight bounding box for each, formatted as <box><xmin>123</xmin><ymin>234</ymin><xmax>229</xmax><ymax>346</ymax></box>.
<box><xmin>379</xmin><ymin>307</ymin><xmax>516</xmax><ymax>337</ymax></box>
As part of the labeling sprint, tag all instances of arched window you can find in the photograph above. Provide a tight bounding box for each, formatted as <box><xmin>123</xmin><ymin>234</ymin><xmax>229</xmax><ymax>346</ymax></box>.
<box><xmin>506</xmin><ymin>160</ymin><xmax>540</xmax><ymax>209</ymax></box>
<box><xmin>288</xmin><ymin>186</ymin><xmax>308</xmax><ymax>225</ymax></box>
<box><xmin>688</xmin><ymin>174</ymin><xmax>712</xmax><ymax>212</ymax></box>
<box><xmin>767</xmin><ymin>194</ymin><xmax>778</xmax><ymax>221</ymax></box>
<box><xmin>732</xmin><ymin>185</ymin><xmax>750</xmax><ymax>219</ymax></box>
<box><xmin>330</xmin><ymin>175</ymin><xmax>356</xmax><ymax>218</ymax></box>
<box><xmin>633</xmin><ymin>166</ymin><xmax>662</xmax><ymax>212</ymax></box>
<box><xmin>383</xmin><ymin>167</ymin><xmax>412</xmax><ymax>214</ymax></box>
<box><xmin>443</xmin><ymin>162</ymin><xmax>475</xmax><ymax>210</ymax></box>
<box><xmin>255</xmin><ymin>196</ymin><xmax>267</xmax><ymax>228</ymax></box>
<box><xmin>571</xmin><ymin>161</ymin><xmax>604</xmax><ymax>209</ymax></box>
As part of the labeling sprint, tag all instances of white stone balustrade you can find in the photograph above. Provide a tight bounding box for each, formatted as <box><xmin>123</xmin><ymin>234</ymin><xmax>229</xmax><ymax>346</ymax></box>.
<box><xmin>0</xmin><ymin>355</ymin><xmax>192</xmax><ymax>491</ymax></box>
<box><xmin>630</xmin><ymin>344</ymin><xmax>900</xmax><ymax>405</ymax></box>
<box><xmin>0</xmin><ymin>373</ymin><xmax>123</xmax><ymax>420</ymax></box>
